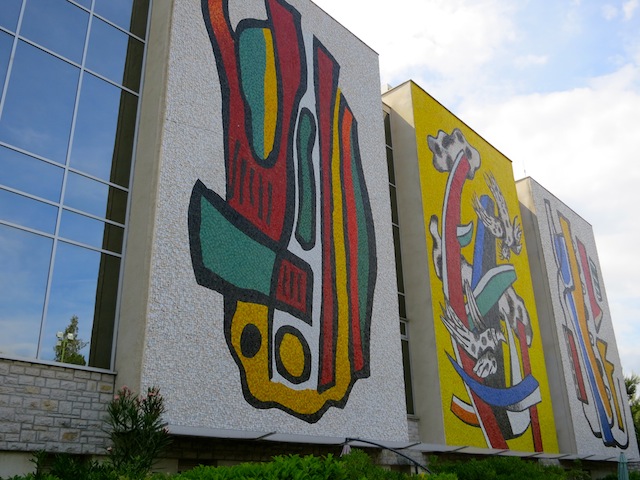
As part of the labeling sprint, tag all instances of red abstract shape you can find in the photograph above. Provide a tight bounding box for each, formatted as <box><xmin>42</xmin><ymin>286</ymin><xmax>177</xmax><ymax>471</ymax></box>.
<box><xmin>341</xmin><ymin>105</ymin><xmax>365</xmax><ymax>374</ymax></box>
<box><xmin>564</xmin><ymin>325</ymin><xmax>589</xmax><ymax>403</ymax></box>
<box><xmin>577</xmin><ymin>240</ymin><xmax>603</xmax><ymax>329</ymax></box>
<box><xmin>203</xmin><ymin>0</ymin><xmax>305</xmax><ymax>244</ymax></box>
<box><xmin>442</xmin><ymin>155</ymin><xmax>508</xmax><ymax>449</ymax></box>
<box><xmin>316</xmin><ymin>43</ymin><xmax>340</xmax><ymax>390</ymax></box>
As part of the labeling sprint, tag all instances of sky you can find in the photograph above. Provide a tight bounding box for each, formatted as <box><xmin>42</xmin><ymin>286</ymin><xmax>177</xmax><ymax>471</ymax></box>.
<box><xmin>311</xmin><ymin>0</ymin><xmax>640</xmax><ymax>376</ymax></box>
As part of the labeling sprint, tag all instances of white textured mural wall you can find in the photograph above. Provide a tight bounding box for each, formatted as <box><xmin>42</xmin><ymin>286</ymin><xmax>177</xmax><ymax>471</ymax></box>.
<box><xmin>519</xmin><ymin>178</ymin><xmax>639</xmax><ymax>457</ymax></box>
<box><xmin>139</xmin><ymin>0</ymin><xmax>408</xmax><ymax>441</ymax></box>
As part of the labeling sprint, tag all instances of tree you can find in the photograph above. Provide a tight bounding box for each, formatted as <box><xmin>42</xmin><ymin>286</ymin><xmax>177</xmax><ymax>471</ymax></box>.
<box><xmin>54</xmin><ymin>315</ymin><xmax>88</xmax><ymax>366</ymax></box>
<box><xmin>625</xmin><ymin>373</ymin><xmax>640</xmax><ymax>444</ymax></box>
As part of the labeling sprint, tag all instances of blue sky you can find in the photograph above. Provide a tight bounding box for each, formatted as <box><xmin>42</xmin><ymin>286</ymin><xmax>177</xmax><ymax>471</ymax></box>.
<box><xmin>312</xmin><ymin>0</ymin><xmax>640</xmax><ymax>376</ymax></box>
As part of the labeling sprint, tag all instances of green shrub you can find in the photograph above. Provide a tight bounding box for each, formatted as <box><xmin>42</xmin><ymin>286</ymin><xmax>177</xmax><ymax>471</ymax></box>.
<box><xmin>175</xmin><ymin>454</ymin><xmax>347</xmax><ymax>480</ymax></box>
<box><xmin>340</xmin><ymin>449</ymin><xmax>411</xmax><ymax>480</ymax></box>
<box><xmin>429</xmin><ymin>455</ymin><xmax>567</xmax><ymax>480</ymax></box>
<box><xmin>173</xmin><ymin>450</ymin><xmax>456</xmax><ymax>480</ymax></box>
<box><xmin>105</xmin><ymin>386</ymin><xmax>172</xmax><ymax>479</ymax></box>
<box><xmin>601</xmin><ymin>471</ymin><xmax>640</xmax><ymax>480</ymax></box>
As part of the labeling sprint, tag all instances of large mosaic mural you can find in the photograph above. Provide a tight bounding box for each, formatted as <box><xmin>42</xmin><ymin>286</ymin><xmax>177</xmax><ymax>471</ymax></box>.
<box><xmin>413</xmin><ymin>87</ymin><xmax>558</xmax><ymax>452</ymax></box>
<box><xmin>521</xmin><ymin>179</ymin><xmax>635</xmax><ymax>453</ymax></box>
<box><xmin>546</xmin><ymin>203</ymin><xmax>629</xmax><ymax>448</ymax></box>
<box><xmin>187</xmin><ymin>0</ymin><xmax>377</xmax><ymax>423</ymax></box>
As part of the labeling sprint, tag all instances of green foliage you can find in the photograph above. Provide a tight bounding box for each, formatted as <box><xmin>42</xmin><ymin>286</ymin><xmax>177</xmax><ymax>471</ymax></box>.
<box><xmin>339</xmin><ymin>449</ymin><xmax>413</xmax><ymax>480</ymax></box>
<box><xmin>601</xmin><ymin>472</ymin><xmax>640</xmax><ymax>480</ymax></box>
<box><xmin>563</xmin><ymin>460</ymin><xmax>590</xmax><ymax>480</ymax></box>
<box><xmin>626</xmin><ymin>373</ymin><xmax>640</xmax><ymax>444</ymax></box>
<box><xmin>105</xmin><ymin>386</ymin><xmax>172</xmax><ymax>479</ymax></box>
<box><xmin>173</xmin><ymin>450</ymin><xmax>454</xmax><ymax>480</ymax></box>
<box><xmin>429</xmin><ymin>455</ymin><xmax>570</xmax><ymax>480</ymax></box>
<box><xmin>175</xmin><ymin>454</ymin><xmax>347</xmax><ymax>480</ymax></box>
<box><xmin>53</xmin><ymin>315</ymin><xmax>87</xmax><ymax>366</ymax></box>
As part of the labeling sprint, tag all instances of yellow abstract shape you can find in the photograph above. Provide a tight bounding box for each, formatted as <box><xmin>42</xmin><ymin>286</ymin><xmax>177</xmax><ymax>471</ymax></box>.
<box><xmin>597</xmin><ymin>339</ymin><xmax>624</xmax><ymax>430</ymax></box>
<box><xmin>228</xmin><ymin>93</ymin><xmax>354</xmax><ymax>417</ymax></box>
<box><xmin>263</xmin><ymin>28</ymin><xmax>277</xmax><ymax>158</ymax></box>
<box><xmin>279</xmin><ymin>332</ymin><xmax>306</xmax><ymax>378</ymax></box>
<box><xmin>559</xmin><ymin>216</ymin><xmax>612</xmax><ymax>420</ymax></box>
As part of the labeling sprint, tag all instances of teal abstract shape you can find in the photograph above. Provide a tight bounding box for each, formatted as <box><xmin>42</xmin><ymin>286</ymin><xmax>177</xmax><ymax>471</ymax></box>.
<box><xmin>473</xmin><ymin>265</ymin><xmax>517</xmax><ymax>316</ymax></box>
<box><xmin>199</xmin><ymin>194</ymin><xmax>276</xmax><ymax>296</ymax></box>
<box><xmin>295</xmin><ymin>108</ymin><xmax>316</xmax><ymax>250</ymax></box>
<box><xmin>239</xmin><ymin>28</ymin><xmax>267</xmax><ymax>159</ymax></box>
<box><xmin>457</xmin><ymin>222</ymin><xmax>474</xmax><ymax>247</ymax></box>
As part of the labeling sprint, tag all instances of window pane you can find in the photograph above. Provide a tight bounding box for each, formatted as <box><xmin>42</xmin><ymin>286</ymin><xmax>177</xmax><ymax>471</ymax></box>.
<box><xmin>398</xmin><ymin>293</ymin><xmax>406</xmax><ymax>319</ymax></box>
<box><xmin>384</xmin><ymin>113</ymin><xmax>392</xmax><ymax>147</ymax></box>
<box><xmin>0</xmin><ymin>146</ymin><xmax>64</xmax><ymax>202</ymax></box>
<box><xmin>59</xmin><ymin>209</ymin><xmax>124</xmax><ymax>253</ymax></box>
<box><xmin>0</xmin><ymin>41</ymin><xmax>79</xmax><ymax>163</ymax></box>
<box><xmin>21</xmin><ymin>0</ymin><xmax>89</xmax><ymax>63</ymax></box>
<box><xmin>0</xmin><ymin>188</ymin><xmax>58</xmax><ymax>233</ymax></box>
<box><xmin>0</xmin><ymin>0</ymin><xmax>22</xmax><ymax>32</ymax></box>
<box><xmin>0</xmin><ymin>31</ymin><xmax>12</xmax><ymax>90</ymax></box>
<box><xmin>402</xmin><ymin>338</ymin><xmax>415</xmax><ymax>415</ymax></box>
<box><xmin>0</xmin><ymin>224</ymin><xmax>52</xmax><ymax>358</ymax></box>
<box><xmin>71</xmin><ymin>73</ymin><xmax>137</xmax><ymax>187</ymax></box>
<box><xmin>65</xmin><ymin>172</ymin><xmax>128</xmax><ymax>224</ymax></box>
<box><xmin>86</xmin><ymin>18</ymin><xmax>143</xmax><ymax>92</ymax></box>
<box><xmin>43</xmin><ymin>241</ymin><xmax>120</xmax><ymax>368</ymax></box>
<box><xmin>389</xmin><ymin>184</ymin><xmax>398</xmax><ymax>225</ymax></box>
<box><xmin>392</xmin><ymin>224</ymin><xmax>405</xmax><ymax>293</ymax></box>
<box><xmin>94</xmin><ymin>0</ymin><xmax>149</xmax><ymax>39</ymax></box>
<box><xmin>386</xmin><ymin>146</ymin><xmax>395</xmax><ymax>185</ymax></box>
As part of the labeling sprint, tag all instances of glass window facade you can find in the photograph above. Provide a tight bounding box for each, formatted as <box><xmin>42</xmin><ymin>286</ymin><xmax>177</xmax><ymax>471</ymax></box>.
<box><xmin>0</xmin><ymin>0</ymin><xmax>149</xmax><ymax>369</ymax></box>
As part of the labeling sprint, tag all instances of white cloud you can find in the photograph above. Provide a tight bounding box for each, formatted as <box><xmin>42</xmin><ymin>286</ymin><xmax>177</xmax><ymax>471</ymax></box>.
<box><xmin>514</xmin><ymin>54</ymin><xmax>548</xmax><ymax>69</ymax></box>
<box><xmin>313</xmin><ymin>0</ymin><xmax>640</xmax><ymax>378</ymax></box>
<box><xmin>602</xmin><ymin>4</ymin><xmax>618</xmax><ymax>20</ymax></box>
<box><xmin>623</xmin><ymin>0</ymin><xmax>639</xmax><ymax>20</ymax></box>
<box><xmin>458</xmin><ymin>63</ymin><xmax>640</xmax><ymax>374</ymax></box>
<box><xmin>311</xmin><ymin>0</ymin><xmax>517</xmax><ymax>89</ymax></box>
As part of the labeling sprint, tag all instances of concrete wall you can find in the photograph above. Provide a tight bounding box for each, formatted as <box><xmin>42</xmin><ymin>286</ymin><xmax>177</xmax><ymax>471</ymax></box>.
<box><xmin>382</xmin><ymin>83</ymin><xmax>443</xmax><ymax>445</ymax></box>
<box><xmin>517</xmin><ymin>177</ymin><xmax>640</xmax><ymax>459</ymax></box>
<box><xmin>0</xmin><ymin>358</ymin><xmax>115</xmax><ymax>477</ymax></box>
<box><xmin>126</xmin><ymin>0</ymin><xmax>408</xmax><ymax>441</ymax></box>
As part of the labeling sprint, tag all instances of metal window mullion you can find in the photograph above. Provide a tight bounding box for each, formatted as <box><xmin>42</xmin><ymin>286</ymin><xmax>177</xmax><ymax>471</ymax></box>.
<box><xmin>0</xmin><ymin>0</ymin><xmax>26</xmax><ymax>121</ymax></box>
<box><xmin>57</xmin><ymin>237</ymin><xmax>123</xmax><ymax>258</ymax></box>
<box><xmin>92</xmin><ymin>12</ymin><xmax>146</xmax><ymax>43</ymax></box>
<box><xmin>61</xmin><ymin>204</ymin><xmax>126</xmax><ymax>228</ymax></box>
<box><xmin>67</xmin><ymin>166</ymin><xmax>131</xmax><ymax>193</ymax></box>
<box><xmin>0</xmin><ymin>184</ymin><xmax>60</xmax><ymax>208</ymax></box>
<box><xmin>83</xmin><ymin>66</ymin><xmax>142</xmax><ymax>96</ymax></box>
<box><xmin>13</xmin><ymin>35</ymin><xmax>83</xmax><ymax>70</ymax></box>
<box><xmin>108</xmin><ymin>0</ymin><xmax>152</xmax><ymax>371</ymax></box>
<box><xmin>0</xmin><ymin>219</ymin><xmax>55</xmax><ymax>240</ymax></box>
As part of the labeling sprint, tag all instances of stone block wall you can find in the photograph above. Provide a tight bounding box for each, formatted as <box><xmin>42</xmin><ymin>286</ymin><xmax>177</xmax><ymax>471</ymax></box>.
<box><xmin>0</xmin><ymin>358</ymin><xmax>115</xmax><ymax>455</ymax></box>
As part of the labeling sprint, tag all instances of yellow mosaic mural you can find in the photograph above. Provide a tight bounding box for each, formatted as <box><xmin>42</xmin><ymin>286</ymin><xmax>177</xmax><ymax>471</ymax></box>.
<box><xmin>411</xmin><ymin>84</ymin><xmax>558</xmax><ymax>452</ymax></box>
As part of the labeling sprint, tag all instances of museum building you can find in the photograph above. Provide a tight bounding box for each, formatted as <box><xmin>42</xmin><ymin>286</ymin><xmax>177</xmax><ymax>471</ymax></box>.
<box><xmin>0</xmin><ymin>0</ymin><xmax>637</xmax><ymax>476</ymax></box>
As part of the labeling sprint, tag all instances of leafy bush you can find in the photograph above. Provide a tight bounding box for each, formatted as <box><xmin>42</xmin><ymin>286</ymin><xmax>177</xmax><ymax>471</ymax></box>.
<box><xmin>173</xmin><ymin>450</ymin><xmax>456</xmax><ymax>480</ymax></box>
<box><xmin>105</xmin><ymin>386</ymin><xmax>172</xmax><ymax>479</ymax></box>
<box><xmin>429</xmin><ymin>455</ymin><xmax>567</xmax><ymax>480</ymax></box>
<box><xmin>175</xmin><ymin>454</ymin><xmax>347</xmax><ymax>480</ymax></box>
<box><xmin>601</xmin><ymin>471</ymin><xmax>640</xmax><ymax>480</ymax></box>
<box><xmin>340</xmin><ymin>449</ymin><xmax>415</xmax><ymax>480</ymax></box>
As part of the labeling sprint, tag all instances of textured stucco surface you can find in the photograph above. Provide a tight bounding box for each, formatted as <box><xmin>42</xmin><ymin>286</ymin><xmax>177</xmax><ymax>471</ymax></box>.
<box><xmin>138</xmin><ymin>0</ymin><xmax>407</xmax><ymax>441</ymax></box>
<box><xmin>517</xmin><ymin>177</ymin><xmax>639</xmax><ymax>459</ymax></box>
